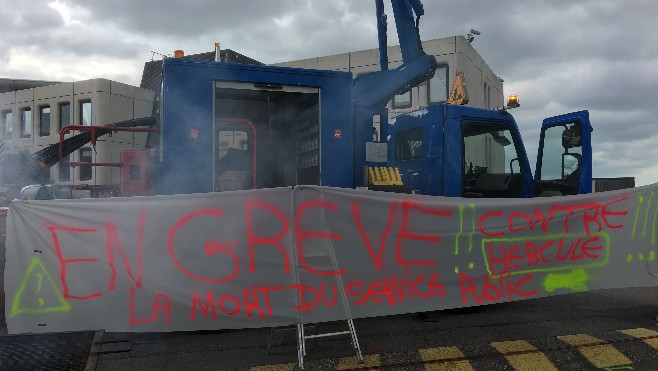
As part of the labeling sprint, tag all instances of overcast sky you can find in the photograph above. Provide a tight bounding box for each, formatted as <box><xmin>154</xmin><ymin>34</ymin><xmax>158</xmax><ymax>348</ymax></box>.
<box><xmin>2</xmin><ymin>0</ymin><xmax>657</xmax><ymax>185</ymax></box>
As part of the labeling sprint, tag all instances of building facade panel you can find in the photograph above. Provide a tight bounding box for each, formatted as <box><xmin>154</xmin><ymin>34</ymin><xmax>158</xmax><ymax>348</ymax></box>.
<box><xmin>134</xmin><ymin>86</ymin><xmax>155</xmax><ymax>103</ymax></box>
<box><xmin>423</xmin><ymin>37</ymin><xmax>457</xmax><ymax>57</ymax></box>
<box><xmin>110</xmin><ymin>80</ymin><xmax>134</xmax><ymax>99</ymax></box>
<box><xmin>135</xmin><ymin>93</ymin><xmax>155</xmax><ymax>117</ymax></box>
<box><xmin>15</xmin><ymin>88</ymin><xmax>34</xmax><ymax>104</ymax></box>
<box><xmin>109</xmin><ymin>93</ymin><xmax>135</xmax><ymax>125</ymax></box>
<box><xmin>350</xmin><ymin>48</ymin><xmax>381</xmax><ymax>68</ymax></box>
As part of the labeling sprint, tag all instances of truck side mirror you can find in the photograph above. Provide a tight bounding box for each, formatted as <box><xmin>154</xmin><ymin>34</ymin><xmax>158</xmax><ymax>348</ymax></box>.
<box><xmin>562</xmin><ymin>124</ymin><xmax>582</xmax><ymax>149</ymax></box>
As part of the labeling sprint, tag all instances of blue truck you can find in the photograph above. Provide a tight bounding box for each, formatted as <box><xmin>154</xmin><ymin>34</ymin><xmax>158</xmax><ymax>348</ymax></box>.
<box><xmin>154</xmin><ymin>0</ymin><xmax>592</xmax><ymax>198</ymax></box>
<box><xmin>26</xmin><ymin>0</ymin><xmax>589</xmax><ymax>199</ymax></box>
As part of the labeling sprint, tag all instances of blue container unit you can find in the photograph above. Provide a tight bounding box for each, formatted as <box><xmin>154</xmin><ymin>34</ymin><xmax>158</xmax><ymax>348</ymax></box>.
<box><xmin>160</xmin><ymin>58</ymin><xmax>353</xmax><ymax>195</ymax></box>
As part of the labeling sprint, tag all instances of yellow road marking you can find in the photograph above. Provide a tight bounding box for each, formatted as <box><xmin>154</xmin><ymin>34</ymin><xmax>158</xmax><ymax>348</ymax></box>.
<box><xmin>249</xmin><ymin>363</ymin><xmax>296</xmax><ymax>371</ymax></box>
<box><xmin>251</xmin><ymin>328</ymin><xmax>658</xmax><ymax>370</ymax></box>
<box><xmin>620</xmin><ymin>328</ymin><xmax>658</xmax><ymax>350</ymax></box>
<box><xmin>419</xmin><ymin>346</ymin><xmax>473</xmax><ymax>371</ymax></box>
<box><xmin>336</xmin><ymin>354</ymin><xmax>380</xmax><ymax>370</ymax></box>
<box><xmin>558</xmin><ymin>334</ymin><xmax>631</xmax><ymax>368</ymax></box>
<box><xmin>490</xmin><ymin>340</ymin><xmax>557</xmax><ymax>371</ymax></box>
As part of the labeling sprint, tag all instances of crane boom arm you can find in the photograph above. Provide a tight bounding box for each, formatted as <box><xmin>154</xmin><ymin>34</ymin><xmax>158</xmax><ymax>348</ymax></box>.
<box><xmin>354</xmin><ymin>0</ymin><xmax>437</xmax><ymax>108</ymax></box>
<box><xmin>392</xmin><ymin>0</ymin><xmax>425</xmax><ymax>64</ymax></box>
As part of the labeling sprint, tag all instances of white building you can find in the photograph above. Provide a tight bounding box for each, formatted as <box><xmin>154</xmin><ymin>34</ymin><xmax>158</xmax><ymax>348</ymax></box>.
<box><xmin>0</xmin><ymin>79</ymin><xmax>154</xmax><ymax>187</ymax></box>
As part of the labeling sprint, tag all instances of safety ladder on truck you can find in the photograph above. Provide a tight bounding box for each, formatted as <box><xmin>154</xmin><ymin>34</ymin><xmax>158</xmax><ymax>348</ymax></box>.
<box><xmin>290</xmin><ymin>196</ymin><xmax>364</xmax><ymax>369</ymax></box>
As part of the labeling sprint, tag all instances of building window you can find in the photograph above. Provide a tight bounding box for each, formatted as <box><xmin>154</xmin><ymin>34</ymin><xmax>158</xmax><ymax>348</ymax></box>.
<box><xmin>428</xmin><ymin>65</ymin><xmax>448</xmax><ymax>105</ymax></box>
<box><xmin>2</xmin><ymin>110</ymin><xmax>12</xmax><ymax>139</ymax></box>
<box><xmin>40</xmin><ymin>105</ymin><xmax>51</xmax><ymax>136</ymax></box>
<box><xmin>483</xmin><ymin>81</ymin><xmax>493</xmax><ymax>109</ymax></box>
<box><xmin>59</xmin><ymin>154</ymin><xmax>71</xmax><ymax>181</ymax></box>
<box><xmin>462</xmin><ymin>122</ymin><xmax>522</xmax><ymax>197</ymax></box>
<box><xmin>60</xmin><ymin>102</ymin><xmax>71</xmax><ymax>131</ymax></box>
<box><xmin>392</xmin><ymin>90</ymin><xmax>412</xmax><ymax>109</ymax></box>
<box><xmin>80</xmin><ymin>100</ymin><xmax>92</xmax><ymax>126</ymax></box>
<box><xmin>79</xmin><ymin>147</ymin><xmax>92</xmax><ymax>181</ymax></box>
<box><xmin>483</xmin><ymin>82</ymin><xmax>489</xmax><ymax>108</ymax></box>
<box><xmin>21</xmin><ymin>108</ymin><xmax>32</xmax><ymax>138</ymax></box>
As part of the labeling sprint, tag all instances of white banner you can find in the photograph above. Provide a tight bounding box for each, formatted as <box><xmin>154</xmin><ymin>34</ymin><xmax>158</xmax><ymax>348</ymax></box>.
<box><xmin>5</xmin><ymin>185</ymin><xmax>658</xmax><ymax>333</ymax></box>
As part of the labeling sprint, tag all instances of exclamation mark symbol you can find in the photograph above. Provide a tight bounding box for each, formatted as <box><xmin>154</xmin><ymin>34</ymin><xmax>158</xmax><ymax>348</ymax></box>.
<box><xmin>36</xmin><ymin>272</ymin><xmax>45</xmax><ymax>307</ymax></box>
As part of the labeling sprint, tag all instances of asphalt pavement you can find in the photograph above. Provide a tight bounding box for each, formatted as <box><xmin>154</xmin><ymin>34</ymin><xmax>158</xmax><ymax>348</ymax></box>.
<box><xmin>89</xmin><ymin>287</ymin><xmax>658</xmax><ymax>370</ymax></box>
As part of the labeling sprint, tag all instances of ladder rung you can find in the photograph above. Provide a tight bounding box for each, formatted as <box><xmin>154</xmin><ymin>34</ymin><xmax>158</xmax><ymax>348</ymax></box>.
<box><xmin>305</xmin><ymin>330</ymin><xmax>351</xmax><ymax>340</ymax></box>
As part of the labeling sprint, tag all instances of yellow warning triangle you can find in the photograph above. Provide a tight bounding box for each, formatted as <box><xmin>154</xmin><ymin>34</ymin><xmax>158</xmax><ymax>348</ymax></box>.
<box><xmin>448</xmin><ymin>71</ymin><xmax>469</xmax><ymax>105</ymax></box>
<box><xmin>11</xmin><ymin>257</ymin><xmax>71</xmax><ymax>317</ymax></box>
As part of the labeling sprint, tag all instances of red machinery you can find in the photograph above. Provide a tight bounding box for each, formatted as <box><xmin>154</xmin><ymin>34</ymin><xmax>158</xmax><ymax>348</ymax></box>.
<box><xmin>58</xmin><ymin>125</ymin><xmax>158</xmax><ymax>197</ymax></box>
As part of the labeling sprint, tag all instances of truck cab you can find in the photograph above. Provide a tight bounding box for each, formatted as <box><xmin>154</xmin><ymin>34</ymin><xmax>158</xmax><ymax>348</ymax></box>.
<box><xmin>387</xmin><ymin>104</ymin><xmax>592</xmax><ymax>197</ymax></box>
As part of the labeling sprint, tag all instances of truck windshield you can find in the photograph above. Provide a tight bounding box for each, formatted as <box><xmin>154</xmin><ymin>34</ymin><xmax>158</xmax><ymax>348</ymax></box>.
<box><xmin>462</xmin><ymin>123</ymin><xmax>523</xmax><ymax>198</ymax></box>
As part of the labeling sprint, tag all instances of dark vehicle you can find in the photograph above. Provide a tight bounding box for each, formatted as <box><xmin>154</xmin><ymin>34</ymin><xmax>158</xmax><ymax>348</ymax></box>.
<box><xmin>14</xmin><ymin>185</ymin><xmax>57</xmax><ymax>201</ymax></box>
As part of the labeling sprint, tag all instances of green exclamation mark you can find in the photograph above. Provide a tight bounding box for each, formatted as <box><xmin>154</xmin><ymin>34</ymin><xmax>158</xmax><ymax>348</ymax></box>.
<box><xmin>37</xmin><ymin>272</ymin><xmax>45</xmax><ymax>307</ymax></box>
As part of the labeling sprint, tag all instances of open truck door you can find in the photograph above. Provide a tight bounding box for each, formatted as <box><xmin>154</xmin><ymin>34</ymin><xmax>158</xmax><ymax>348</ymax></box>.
<box><xmin>534</xmin><ymin>110</ymin><xmax>592</xmax><ymax>196</ymax></box>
